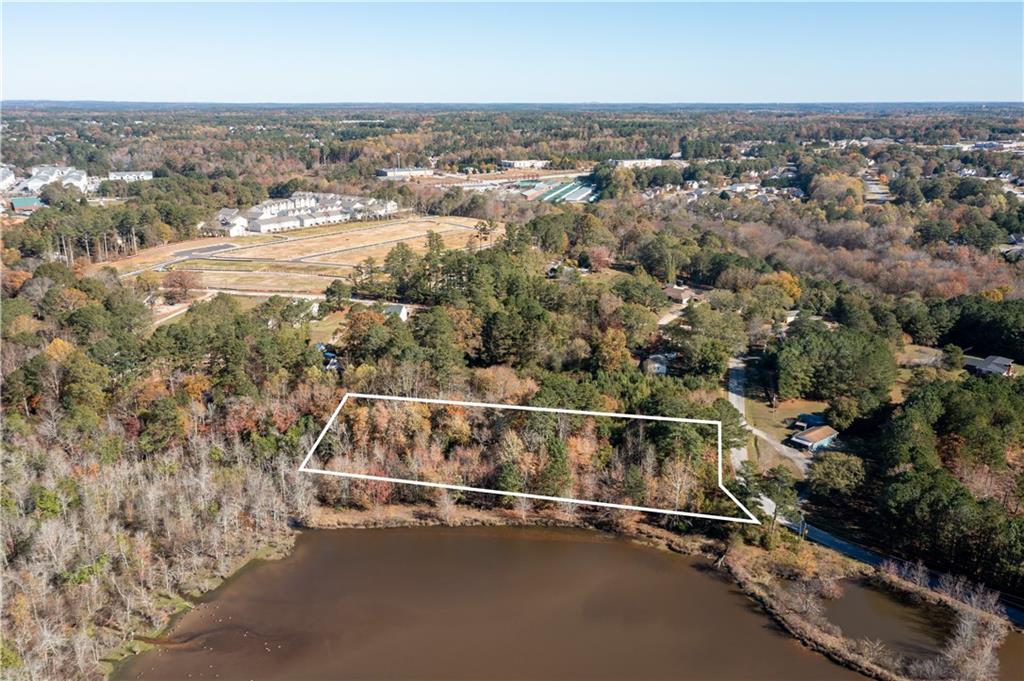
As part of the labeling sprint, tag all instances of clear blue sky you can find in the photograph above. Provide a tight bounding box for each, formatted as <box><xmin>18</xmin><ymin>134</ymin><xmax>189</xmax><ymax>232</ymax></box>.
<box><xmin>3</xmin><ymin>2</ymin><xmax>1022</xmax><ymax>103</ymax></box>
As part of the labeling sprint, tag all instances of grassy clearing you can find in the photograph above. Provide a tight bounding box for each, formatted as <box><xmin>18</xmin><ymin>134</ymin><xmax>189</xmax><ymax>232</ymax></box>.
<box><xmin>746</xmin><ymin>392</ymin><xmax>828</xmax><ymax>445</ymax></box>
<box><xmin>583</xmin><ymin>269</ymin><xmax>630</xmax><ymax>286</ymax></box>
<box><xmin>891</xmin><ymin>367</ymin><xmax>914</xmax><ymax>403</ymax></box>
<box><xmin>308</xmin><ymin>311</ymin><xmax>347</xmax><ymax>344</ymax></box>
<box><xmin>222</xmin><ymin>294</ymin><xmax>273</xmax><ymax>311</ymax></box>
<box><xmin>895</xmin><ymin>343</ymin><xmax>943</xmax><ymax>367</ymax></box>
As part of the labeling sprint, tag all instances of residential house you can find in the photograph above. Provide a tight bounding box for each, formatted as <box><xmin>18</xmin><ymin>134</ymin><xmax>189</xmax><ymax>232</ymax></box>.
<box><xmin>208</xmin><ymin>208</ymin><xmax>250</xmax><ymax>236</ymax></box>
<box><xmin>663</xmin><ymin>284</ymin><xmax>695</xmax><ymax>306</ymax></box>
<box><xmin>790</xmin><ymin>425</ymin><xmax>839</xmax><ymax>452</ymax></box>
<box><xmin>965</xmin><ymin>355</ymin><xmax>1015</xmax><ymax>377</ymax></box>
<box><xmin>642</xmin><ymin>353</ymin><xmax>677</xmax><ymax>376</ymax></box>
<box><xmin>384</xmin><ymin>304</ymin><xmax>411</xmax><ymax>322</ymax></box>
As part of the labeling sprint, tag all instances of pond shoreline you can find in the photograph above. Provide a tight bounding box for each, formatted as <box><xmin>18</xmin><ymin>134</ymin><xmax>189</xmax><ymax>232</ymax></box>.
<box><xmin>106</xmin><ymin>503</ymin><xmax>1017</xmax><ymax>681</ymax></box>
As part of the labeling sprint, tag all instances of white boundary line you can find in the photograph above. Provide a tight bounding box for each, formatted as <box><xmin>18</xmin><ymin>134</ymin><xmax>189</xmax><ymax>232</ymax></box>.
<box><xmin>298</xmin><ymin>393</ymin><xmax>760</xmax><ymax>525</ymax></box>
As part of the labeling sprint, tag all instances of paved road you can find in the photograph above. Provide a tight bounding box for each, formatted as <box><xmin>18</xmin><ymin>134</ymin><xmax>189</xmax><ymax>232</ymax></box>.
<box><xmin>789</xmin><ymin>517</ymin><xmax>1024</xmax><ymax>626</ymax></box>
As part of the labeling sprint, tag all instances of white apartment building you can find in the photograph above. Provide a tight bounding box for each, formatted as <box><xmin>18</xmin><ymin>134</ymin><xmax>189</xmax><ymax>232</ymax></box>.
<box><xmin>224</xmin><ymin>191</ymin><xmax>399</xmax><ymax>233</ymax></box>
<box><xmin>61</xmin><ymin>169</ymin><xmax>89</xmax><ymax>192</ymax></box>
<box><xmin>222</xmin><ymin>192</ymin><xmax>400</xmax><ymax>234</ymax></box>
<box><xmin>249</xmin><ymin>215</ymin><xmax>301</xmax><ymax>233</ymax></box>
<box><xmin>299</xmin><ymin>210</ymin><xmax>351</xmax><ymax>228</ymax></box>
<box><xmin>22</xmin><ymin>165</ymin><xmax>90</xmax><ymax>194</ymax></box>
<box><xmin>25</xmin><ymin>165</ymin><xmax>71</xmax><ymax>193</ymax></box>
<box><xmin>0</xmin><ymin>166</ymin><xmax>16</xmax><ymax>192</ymax></box>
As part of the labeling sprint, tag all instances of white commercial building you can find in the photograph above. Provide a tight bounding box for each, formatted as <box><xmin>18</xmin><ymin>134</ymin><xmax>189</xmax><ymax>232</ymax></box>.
<box><xmin>611</xmin><ymin>159</ymin><xmax>666</xmax><ymax>169</ymax></box>
<box><xmin>376</xmin><ymin>167</ymin><xmax>433</xmax><ymax>179</ymax></box>
<box><xmin>108</xmin><ymin>170</ymin><xmax>154</xmax><ymax>182</ymax></box>
<box><xmin>500</xmin><ymin>159</ymin><xmax>550</xmax><ymax>170</ymax></box>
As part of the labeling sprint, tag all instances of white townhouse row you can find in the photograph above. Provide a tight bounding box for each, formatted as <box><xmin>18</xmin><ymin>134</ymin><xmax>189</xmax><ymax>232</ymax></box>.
<box><xmin>206</xmin><ymin>192</ymin><xmax>399</xmax><ymax>236</ymax></box>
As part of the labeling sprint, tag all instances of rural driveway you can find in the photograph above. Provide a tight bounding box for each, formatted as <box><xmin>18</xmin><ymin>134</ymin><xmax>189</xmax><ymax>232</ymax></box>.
<box><xmin>750</xmin><ymin>425</ymin><xmax>811</xmax><ymax>475</ymax></box>
<box><xmin>726</xmin><ymin>357</ymin><xmax>749</xmax><ymax>470</ymax></box>
<box><xmin>657</xmin><ymin>303</ymin><xmax>687</xmax><ymax>327</ymax></box>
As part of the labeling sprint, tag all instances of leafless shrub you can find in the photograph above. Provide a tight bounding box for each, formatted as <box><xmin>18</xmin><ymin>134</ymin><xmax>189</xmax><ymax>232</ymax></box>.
<box><xmin>514</xmin><ymin>496</ymin><xmax>531</xmax><ymax>521</ymax></box>
<box><xmin>433</xmin><ymin>489</ymin><xmax>458</xmax><ymax>525</ymax></box>
<box><xmin>818</xmin><ymin>577</ymin><xmax>845</xmax><ymax>600</ymax></box>
<box><xmin>854</xmin><ymin>638</ymin><xmax>890</xmax><ymax>665</ymax></box>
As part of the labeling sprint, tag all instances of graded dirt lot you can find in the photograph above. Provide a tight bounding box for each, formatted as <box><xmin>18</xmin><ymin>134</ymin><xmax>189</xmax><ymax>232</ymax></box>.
<box><xmin>164</xmin><ymin>270</ymin><xmax>334</xmax><ymax>294</ymax></box>
<box><xmin>90</xmin><ymin>235</ymin><xmax>279</xmax><ymax>274</ymax></box>
<box><xmin>305</xmin><ymin>227</ymin><xmax>492</xmax><ymax>266</ymax></box>
<box><xmin>168</xmin><ymin>259</ymin><xmax>351</xmax><ymax>277</ymax></box>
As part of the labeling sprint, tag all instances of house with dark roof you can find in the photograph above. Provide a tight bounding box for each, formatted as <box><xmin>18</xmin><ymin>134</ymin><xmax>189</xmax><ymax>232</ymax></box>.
<box><xmin>965</xmin><ymin>355</ymin><xmax>1015</xmax><ymax>377</ymax></box>
<box><xmin>793</xmin><ymin>413</ymin><xmax>826</xmax><ymax>430</ymax></box>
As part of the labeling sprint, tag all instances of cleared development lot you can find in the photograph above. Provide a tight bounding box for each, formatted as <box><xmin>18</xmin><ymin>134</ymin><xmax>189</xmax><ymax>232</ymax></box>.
<box><xmin>174</xmin><ymin>270</ymin><xmax>336</xmax><ymax>294</ymax></box>
<box><xmin>304</xmin><ymin>228</ymin><xmax>487</xmax><ymax>266</ymax></box>
<box><xmin>226</xmin><ymin>216</ymin><xmax>483</xmax><ymax>262</ymax></box>
<box><xmin>112</xmin><ymin>214</ymin><xmax>502</xmax><ymax>295</ymax></box>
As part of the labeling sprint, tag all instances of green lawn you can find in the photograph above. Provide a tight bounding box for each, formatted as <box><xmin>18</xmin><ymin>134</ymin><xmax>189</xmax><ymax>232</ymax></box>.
<box><xmin>750</xmin><ymin>435</ymin><xmax>805</xmax><ymax>479</ymax></box>
<box><xmin>744</xmin><ymin>384</ymin><xmax>827</xmax><ymax>446</ymax></box>
<box><xmin>308</xmin><ymin>311</ymin><xmax>346</xmax><ymax>344</ymax></box>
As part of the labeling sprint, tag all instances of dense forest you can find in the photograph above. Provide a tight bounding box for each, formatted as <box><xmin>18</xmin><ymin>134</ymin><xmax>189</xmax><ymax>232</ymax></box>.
<box><xmin>5</xmin><ymin>104</ymin><xmax>1022</xmax><ymax>180</ymax></box>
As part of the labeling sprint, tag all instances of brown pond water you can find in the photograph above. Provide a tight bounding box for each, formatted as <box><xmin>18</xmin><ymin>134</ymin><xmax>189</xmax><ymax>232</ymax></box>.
<box><xmin>823</xmin><ymin>579</ymin><xmax>952</xmax><ymax>660</ymax></box>
<box><xmin>823</xmin><ymin>578</ymin><xmax>1024</xmax><ymax>681</ymax></box>
<box><xmin>116</xmin><ymin>526</ymin><xmax>866</xmax><ymax>681</ymax></box>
